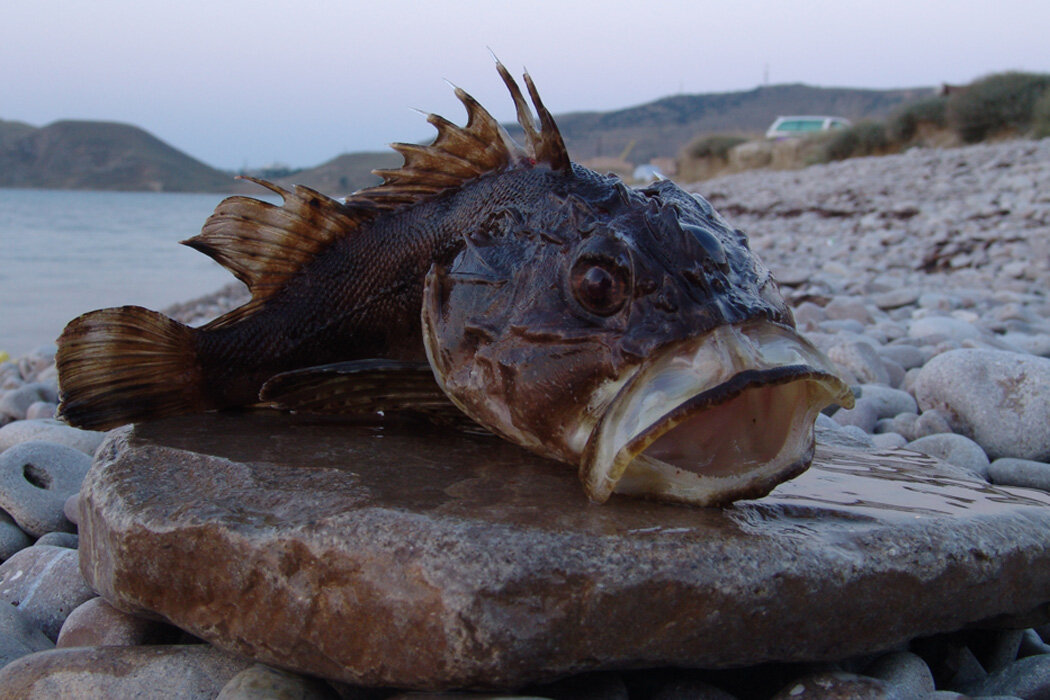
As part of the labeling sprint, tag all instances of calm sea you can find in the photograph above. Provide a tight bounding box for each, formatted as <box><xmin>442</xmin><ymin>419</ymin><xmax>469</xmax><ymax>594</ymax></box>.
<box><xmin>0</xmin><ymin>188</ymin><xmax>272</xmax><ymax>358</ymax></box>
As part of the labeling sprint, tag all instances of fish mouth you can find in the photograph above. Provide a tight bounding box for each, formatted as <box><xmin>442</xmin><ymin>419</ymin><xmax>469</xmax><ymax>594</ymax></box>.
<box><xmin>580</xmin><ymin>320</ymin><xmax>854</xmax><ymax>506</ymax></box>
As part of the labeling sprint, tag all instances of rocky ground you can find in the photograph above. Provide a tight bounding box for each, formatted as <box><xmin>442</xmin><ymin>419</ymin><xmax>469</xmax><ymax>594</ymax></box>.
<box><xmin>1</xmin><ymin>137</ymin><xmax>1049</xmax><ymax>697</ymax></box>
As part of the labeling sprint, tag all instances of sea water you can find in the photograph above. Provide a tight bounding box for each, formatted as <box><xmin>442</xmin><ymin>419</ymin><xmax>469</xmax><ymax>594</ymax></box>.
<box><xmin>0</xmin><ymin>188</ymin><xmax>271</xmax><ymax>358</ymax></box>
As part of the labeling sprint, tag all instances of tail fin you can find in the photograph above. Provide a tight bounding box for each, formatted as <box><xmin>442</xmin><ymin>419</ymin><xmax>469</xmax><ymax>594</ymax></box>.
<box><xmin>56</xmin><ymin>306</ymin><xmax>210</xmax><ymax>431</ymax></box>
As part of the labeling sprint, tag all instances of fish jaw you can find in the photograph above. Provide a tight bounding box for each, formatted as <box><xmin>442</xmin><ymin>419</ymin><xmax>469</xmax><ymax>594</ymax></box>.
<box><xmin>580</xmin><ymin>320</ymin><xmax>854</xmax><ymax>506</ymax></box>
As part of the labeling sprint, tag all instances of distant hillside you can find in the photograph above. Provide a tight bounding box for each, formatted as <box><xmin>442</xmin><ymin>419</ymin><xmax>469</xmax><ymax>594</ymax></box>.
<box><xmin>506</xmin><ymin>83</ymin><xmax>935</xmax><ymax>165</ymax></box>
<box><xmin>0</xmin><ymin>120</ymin><xmax>235</xmax><ymax>192</ymax></box>
<box><xmin>273</xmin><ymin>151</ymin><xmax>401</xmax><ymax>197</ymax></box>
<box><xmin>0</xmin><ymin>82</ymin><xmax>934</xmax><ymax>193</ymax></box>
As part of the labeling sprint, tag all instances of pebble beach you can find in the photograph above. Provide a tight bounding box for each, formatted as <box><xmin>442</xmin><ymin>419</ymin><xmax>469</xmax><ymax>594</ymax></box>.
<box><xmin>2</xmin><ymin>137</ymin><xmax>1050</xmax><ymax>697</ymax></box>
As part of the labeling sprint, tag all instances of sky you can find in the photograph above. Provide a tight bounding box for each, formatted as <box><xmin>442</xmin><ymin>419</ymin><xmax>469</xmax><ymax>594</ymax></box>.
<box><xmin>4</xmin><ymin>1</ymin><xmax>1047</xmax><ymax>171</ymax></box>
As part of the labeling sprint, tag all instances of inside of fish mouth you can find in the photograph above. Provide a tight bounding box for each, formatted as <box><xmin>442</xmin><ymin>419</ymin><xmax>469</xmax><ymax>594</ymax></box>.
<box><xmin>628</xmin><ymin>371</ymin><xmax>829</xmax><ymax>480</ymax></box>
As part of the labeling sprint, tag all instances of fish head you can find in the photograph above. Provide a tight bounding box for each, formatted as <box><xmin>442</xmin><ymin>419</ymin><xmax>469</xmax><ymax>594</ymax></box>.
<box><xmin>422</xmin><ymin>165</ymin><xmax>854</xmax><ymax>506</ymax></box>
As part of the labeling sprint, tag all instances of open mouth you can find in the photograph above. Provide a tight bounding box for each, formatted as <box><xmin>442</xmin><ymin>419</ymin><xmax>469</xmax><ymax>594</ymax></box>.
<box><xmin>580</xmin><ymin>321</ymin><xmax>853</xmax><ymax>505</ymax></box>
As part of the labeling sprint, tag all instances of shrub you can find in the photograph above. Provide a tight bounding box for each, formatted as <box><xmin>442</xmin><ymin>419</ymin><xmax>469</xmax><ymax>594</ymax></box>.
<box><xmin>686</xmin><ymin>134</ymin><xmax>748</xmax><ymax>160</ymax></box>
<box><xmin>820</xmin><ymin>121</ymin><xmax>891</xmax><ymax>161</ymax></box>
<box><xmin>888</xmin><ymin>96</ymin><xmax>949</xmax><ymax>142</ymax></box>
<box><xmin>1034</xmin><ymin>90</ymin><xmax>1050</xmax><ymax>139</ymax></box>
<box><xmin>948</xmin><ymin>71</ymin><xmax>1050</xmax><ymax>142</ymax></box>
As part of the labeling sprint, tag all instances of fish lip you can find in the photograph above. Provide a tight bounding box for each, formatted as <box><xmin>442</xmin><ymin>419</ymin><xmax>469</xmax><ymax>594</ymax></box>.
<box><xmin>580</xmin><ymin>320</ymin><xmax>853</xmax><ymax>506</ymax></box>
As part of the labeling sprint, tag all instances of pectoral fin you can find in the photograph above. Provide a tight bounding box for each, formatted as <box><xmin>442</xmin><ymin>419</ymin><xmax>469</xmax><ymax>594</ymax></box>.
<box><xmin>260</xmin><ymin>359</ymin><xmax>482</xmax><ymax>430</ymax></box>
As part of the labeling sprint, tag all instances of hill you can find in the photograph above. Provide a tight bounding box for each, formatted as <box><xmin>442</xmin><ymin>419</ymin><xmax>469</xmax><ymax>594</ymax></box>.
<box><xmin>0</xmin><ymin>82</ymin><xmax>934</xmax><ymax>193</ymax></box>
<box><xmin>0</xmin><ymin>120</ymin><xmax>236</xmax><ymax>192</ymax></box>
<box><xmin>508</xmin><ymin>83</ymin><xmax>934</xmax><ymax>165</ymax></box>
<box><xmin>272</xmin><ymin>151</ymin><xmax>401</xmax><ymax>197</ymax></box>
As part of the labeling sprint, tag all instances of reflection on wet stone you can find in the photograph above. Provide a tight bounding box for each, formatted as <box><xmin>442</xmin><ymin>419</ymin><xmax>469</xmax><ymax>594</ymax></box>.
<box><xmin>79</xmin><ymin>412</ymin><xmax>1050</xmax><ymax>690</ymax></box>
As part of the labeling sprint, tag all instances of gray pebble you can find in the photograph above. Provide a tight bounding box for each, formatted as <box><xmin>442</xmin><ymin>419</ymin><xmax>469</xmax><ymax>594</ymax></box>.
<box><xmin>0</xmin><ymin>419</ymin><xmax>106</xmax><ymax>456</ymax></box>
<box><xmin>913</xmin><ymin>409</ymin><xmax>953</xmax><ymax>439</ymax></box>
<box><xmin>63</xmin><ymin>492</ymin><xmax>80</xmax><ymax>526</ymax></box>
<box><xmin>816</xmin><ymin>414</ymin><xmax>875</xmax><ymax>449</ymax></box>
<box><xmin>873</xmin><ymin>287</ymin><xmax>920</xmax><ymax>310</ymax></box>
<box><xmin>864</xmin><ymin>651</ymin><xmax>935</xmax><ymax>697</ymax></box>
<box><xmin>793</xmin><ymin>301</ymin><xmax>827</xmax><ymax>329</ymax></box>
<box><xmin>25</xmin><ymin>401</ymin><xmax>57</xmax><ymax>420</ymax></box>
<box><xmin>831</xmin><ymin>399</ymin><xmax>880</xmax><ymax>433</ymax></box>
<box><xmin>770</xmin><ymin>671</ymin><xmax>891</xmax><ymax>699</ymax></box>
<box><xmin>0</xmin><ymin>544</ymin><xmax>96</xmax><ymax>641</ymax></box>
<box><xmin>871</xmin><ymin>432</ymin><xmax>908</xmax><ymax>450</ymax></box>
<box><xmin>1019</xmin><ymin>628</ymin><xmax>1050</xmax><ymax>656</ymax></box>
<box><xmin>889</xmin><ymin>412</ymin><xmax>920</xmax><ymax>441</ymax></box>
<box><xmin>17</xmin><ymin>346</ymin><xmax>56</xmax><ymax>382</ymax></box>
<box><xmin>0</xmin><ymin>441</ymin><xmax>91</xmax><ymax>536</ymax></box>
<box><xmin>913</xmin><ymin>349</ymin><xmax>1050</xmax><ymax>461</ymax></box>
<box><xmin>824</xmin><ymin>297</ymin><xmax>874</xmax><ymax>324</ymax></box>
<box><xmin>988</xmin><ymin>458</ymin><xmax>1050</xmax><ymax>492</ymax></box>
<box><xmin>855</xmin><ymin>384</ymin><xmax>918</xmax><ymax>419</ymax></box>
<box><xmin>35</xmin><ymin>532</ymin><xmax>78</xmax><ymax>549</ymax></box>
<box><xmin>878</xmin><ymin>344</ymin><xmax>928</xmax><ymax>371</ymax></box>
<box><xmin>0</xmin><ymin>384</ymin><xmax>49</xmax><ymax>421</ymax></box>
<box><xmin>216</xmin><ymin>663</ymin><xmax>338</xmax><ymax>700</ymax></box>
<box><xmin>881</xmin><ymin>358</ymin><xmax>906</xmax><ymax>388</ymax></box>
<box><xmin>961</xmin><ymin>653</ymin><xmax>1050</xmax><ymax>699</ymax></box>
<box><xmin>828</xmin><ymin>340</ymin><xmax>890</xmax><ymax>386</ymax></box>
<box><xmin>906</xmin><ymin>433</ymin><xmax>990</xmax><ymax>480</ymax></box>
<box><xmin>0</xmin><ymin>508</ymin><xmax>33</xmax><ymax>561</ymax></box>
<box><xmin>0</xmin><ymin>598</ymin><xmax>54</xmax><ymax>669</ymax></box>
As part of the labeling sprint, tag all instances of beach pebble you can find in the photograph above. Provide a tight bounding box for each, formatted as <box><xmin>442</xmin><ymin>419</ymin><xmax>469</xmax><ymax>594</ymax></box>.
<box><xmin>0</xmin><ymin>509</ymin><xmax>33</xmax><ymax>561</ymax></box>
<box><xmin>828</xmin><ymin>340</ymin><xmax>890</xmax><ymax>386</ymax></box>
<box><xmin>0</xmin><ymin>645</ymin><xmax>254</xmax><ymax>698</ymax></box>
<box><xmin>815</xmin><ymin>414</ymin><xmax>875</xmax><ymax>449</ymax></box>
<box><xmin>0</xmin><ymin>441</ymin><xmax>91</xmax><ymax>536</ymax></box>
<box><xmin>25</xmin><ymin>401</ymin><xmax>57</xmax><ymax>420</ymax></box>
<box><xmin>913</xmin><ymin>349</ymin><xmax>1050</xmax><ymax>461</ymax></box>
<box><xmin>34</xmin><ymin>532</ymin><xmax>78</xmax><ymax>549</ymax></box>
<box><xmin>878</xmin><ymin>344</ymin><xmax>927</xmax><ymax>371</ymax></box>
<box><xmin>960</xmin><ymin>653</ymin><xmax>1050</xmax><ymax>699</ymax></box>
<box><xmin>57</xmin><ymin>597</ymin><xmax>179</xmax><ymax>649</ymax></box>
<box><xmin>871</xmin><ymin>432</ymin><xmax>908</xmax><ymax>450</ymax></box>
<box><xmin>831</xmin><ymin>399</ymin><xmax>880</xmax><ymax>433</ymax></box>
<box><xmin>913</xmin><ymin>409</ymin><xmax>953</xmax><ymax>439</ymax></box>
<box><xmin>864</xmin><ymin>651</ymin><xmax>935</xmax><ymax>697</ymax></box>
<box><xmin>216</xmin><ymin>664</ymin><xmax>339</xmax><ymax>700</ymax></box>
<box><xmin>0</xmin><ymin>384</ymin><xmax>51</xmax><ymax>421</ymax></box>
<box><xmin>0</xmin><ymin>599</ymin><xmax>53</xmax><ymax>669</ymax></box>
<box><xmin>855</xmin><ymin>384</ymin><xmax>918</xmax><ymax>419</ymax></box>
<box><xmin>0</xmin><ymin>419</ymin><xmax>106</xmax><ymax>456</ymax></box>
<box><xmin>988</xmin><ymin>458</ymin><xmax>1050</xmax><ymax>492</ymax></box>
<box><xmin>17</xmin><ymin>346</ymin><xmax>56</xmax><ymax>382</ymax></box>
<box><xmin>63</xmin><ymin>492</ymin><xmax>80</xmax><ymax>526</ymax></box>
<box><xmin>906</xmin><ymin>433</ymin><xmax>990</xmax><ymax>480</ymax></box>
<box><xmin>0</xmin><ymin>545</ymin><xmax>96</xmax><ymax>641</ymax></box>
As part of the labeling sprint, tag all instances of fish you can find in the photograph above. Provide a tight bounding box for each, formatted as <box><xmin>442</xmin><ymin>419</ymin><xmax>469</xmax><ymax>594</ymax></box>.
<box><xmin>56</xmin><ymin>61</ymin><xmax>853</xmax><ymax>506</ymax></box>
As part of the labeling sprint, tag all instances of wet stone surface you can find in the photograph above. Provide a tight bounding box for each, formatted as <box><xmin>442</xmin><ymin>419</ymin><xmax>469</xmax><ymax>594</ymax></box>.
<box><xmin>79</xmin><ymin>412</ymin><xmax>1050</xmax><ymax>691</ymax></box>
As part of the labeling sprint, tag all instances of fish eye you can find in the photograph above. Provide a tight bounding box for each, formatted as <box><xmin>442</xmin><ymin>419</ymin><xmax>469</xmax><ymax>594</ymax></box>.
<box><xmin>570</xmin><ymin>239</ymin><xmax>631</xmax><ymax>317</ymax></box>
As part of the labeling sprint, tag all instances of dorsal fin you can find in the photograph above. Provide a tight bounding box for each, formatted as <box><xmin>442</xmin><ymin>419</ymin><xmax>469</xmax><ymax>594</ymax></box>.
<box><xmin>183</xmin><ymin>177</ymin><xmax>375</xmax><ymax>328</ymax></box>
<box><xmin>182</xmin><ymin>64</ymin><xmax>570</xmax><ymax>329</ymax></box>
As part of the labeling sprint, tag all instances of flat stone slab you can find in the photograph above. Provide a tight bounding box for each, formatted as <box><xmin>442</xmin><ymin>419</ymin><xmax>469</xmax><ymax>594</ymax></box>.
<box><xmin>79</xmin><ymin>412</ymin><xmax>1050</xmax><ymax>690</ymax></box>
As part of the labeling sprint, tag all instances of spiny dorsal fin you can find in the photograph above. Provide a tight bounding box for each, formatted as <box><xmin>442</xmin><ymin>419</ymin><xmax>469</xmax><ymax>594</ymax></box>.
<box><xmin>183</xmin><ymin>177</ymin><xmax>375</xmax><ymax>328</ymax></box>
<box><xmin>182</xmin><ymin>65</ymin><xmax>569</xmax><ymax>330</ymax></box>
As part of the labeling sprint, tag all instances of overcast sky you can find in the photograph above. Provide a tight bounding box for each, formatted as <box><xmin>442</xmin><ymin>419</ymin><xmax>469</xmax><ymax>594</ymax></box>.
<box><xmin>5</xmin><ymin>1</ymin><xmax>1047</xmax><ymax>170</ymax></box>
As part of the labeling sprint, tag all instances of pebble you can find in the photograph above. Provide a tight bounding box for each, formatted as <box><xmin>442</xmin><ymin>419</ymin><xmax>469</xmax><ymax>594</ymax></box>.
<box><xmin>0</xmin><ymin>597</ymin><xmax>53</xmax><ymax>669</ymax></box>
<box><xmin>0</xmin><ymin>545</ymin><xmax>97</xmax><ymax>641</ymax></box>
<box><xmin>0</xmin><ymin>645</ymin><xmax>255</xmax><ymax>698</ymax></box>
<box><xmin>961</xmin><ymin>653</ymin><xmax>1050</xmax><ymax>698</ymax></box>
<box><xmin>34</xmin><ymin>532</ymin><xmax>78</xmax><ymax>549</ymax></box>
<box><xmin>913</xmin><ymin>349</ymin><xmax>1050</xmax><ymax>461</ymax></box>
<box><xmin>57</xmin><ymin>597</ymin><xmax>180</xmax><ymax>648</ymax></box>
<box><xmin>988</xmin><ymin>457</ymin><xmax>1050</xmax><ymax>492</ymax></box>
<box><xmin>905</xmin><ymin>433</ymin><xmax>991</xmax><ymax>480</ymax></box>
<box><xmin>216</xmin><ymin>664</ymin><xmax>343</xmax><ymax>699</ymax></box>
<box><xmin>0</xmin><ymin>418</ymin><xmax>106</xmax><ymax>456</ymax></box>
<box><xmin>0</xmin><ymin>508</ymin><xmax>34</xmax><ymax>561</ymax></box>
<box><xmin>25</xmin><ymin>401</ymin><xmax>57</xmax><ymax>420</ymax></box>
<box><xmin>864</xmin><ymin>651</ymin><xmax>935</xmax><ymax>697</ymax></box>
<box><xmin>0</xmin><ymin>384</ymin><xmax>52</xmax><ymax>421</ymax></box>
<box><xmin>0</xmin><ymin>440</ymin><xmax>91</xmax><ymax>536</ymax></box>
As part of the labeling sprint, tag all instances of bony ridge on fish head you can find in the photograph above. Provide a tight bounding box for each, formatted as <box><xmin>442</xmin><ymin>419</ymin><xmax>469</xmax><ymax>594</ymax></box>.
<box><xmin>422</xmin><ymin>159</ymin><xmax>854</xmax><ymax>507</ymax></box>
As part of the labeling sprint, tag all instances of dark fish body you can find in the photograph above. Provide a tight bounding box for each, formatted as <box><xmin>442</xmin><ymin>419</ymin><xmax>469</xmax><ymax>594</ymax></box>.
<box><xmin>57</xmin><ymin>64</ymin><xmax>852</xmax><ymax>506</ymax></box>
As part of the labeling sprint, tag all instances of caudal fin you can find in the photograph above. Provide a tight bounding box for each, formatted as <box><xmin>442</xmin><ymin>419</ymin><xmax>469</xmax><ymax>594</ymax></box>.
<box><xmin>56</xmin><ymin>306</ymin><xmax>210</xmax><ymax>430</ymax></box>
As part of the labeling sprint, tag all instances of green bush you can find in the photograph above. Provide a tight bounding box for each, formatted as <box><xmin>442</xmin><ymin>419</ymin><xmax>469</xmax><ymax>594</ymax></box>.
<box><xmin>949</xmin><ymin>71</ymin><xmax>1050</xmax><ymax>142</ymax></box>
<box><xmin>820</xmin><ymin>121</ymin><xmax>891</xmax><ymax>161</ymax></box>
<box><xmin>888</xmin><ymin>96</ymin><xmax>949</xmax><ymax>142</ymax></box>
<box><xmin>1033</xmin><ymin>90</ymin><xmax>1050</xmax><ymax>139</ymax></box>
<box><xmin>686</xmin><ymin>134</ymin><xmax>748</xmax><ymax>160</ymax></box>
